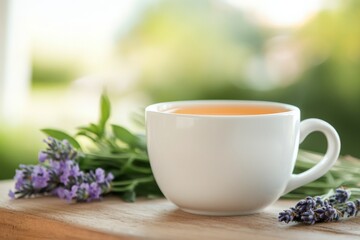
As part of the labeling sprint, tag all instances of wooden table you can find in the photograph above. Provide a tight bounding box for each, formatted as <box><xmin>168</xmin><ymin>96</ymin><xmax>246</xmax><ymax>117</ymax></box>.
<box><xmin>0</xmin><ymin>180</ymin><xmax>359</xmax><ymax>240</ymax></box>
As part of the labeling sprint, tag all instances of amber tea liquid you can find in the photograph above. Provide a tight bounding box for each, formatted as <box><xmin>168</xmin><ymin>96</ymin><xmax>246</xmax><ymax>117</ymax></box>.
<box><xmin>165</xmin><ymin>105</ymin><xmax>288</xmax><ymax>115</ymax></box>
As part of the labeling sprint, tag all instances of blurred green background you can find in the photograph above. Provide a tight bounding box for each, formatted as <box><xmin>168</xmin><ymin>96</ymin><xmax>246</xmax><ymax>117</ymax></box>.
<box><xmin>0</xmin><ymin>0</ymin><xmax>359</xmax><ymax>180</ymax></box>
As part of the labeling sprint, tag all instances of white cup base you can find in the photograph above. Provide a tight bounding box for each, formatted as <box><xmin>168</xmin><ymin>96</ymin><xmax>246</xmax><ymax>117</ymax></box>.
<box><xmin>180</xmin><ymin>207</ymin><xmax>263</xmax><ymax>216</ymax></box>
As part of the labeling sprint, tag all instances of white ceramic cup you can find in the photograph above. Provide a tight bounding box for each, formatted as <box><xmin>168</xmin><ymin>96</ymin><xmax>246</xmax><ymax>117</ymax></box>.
<box><xmin>145</xmin><ymin>100</ymin><xmax>340</xmax><ymax>216</ymax></box>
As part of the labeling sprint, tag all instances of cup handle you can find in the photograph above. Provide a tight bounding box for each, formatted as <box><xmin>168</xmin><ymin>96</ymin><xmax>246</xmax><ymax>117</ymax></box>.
<box><xmin>283</xmin><ymin>118</ymin><xmax>341</xmax><ymax>195</ymax></box>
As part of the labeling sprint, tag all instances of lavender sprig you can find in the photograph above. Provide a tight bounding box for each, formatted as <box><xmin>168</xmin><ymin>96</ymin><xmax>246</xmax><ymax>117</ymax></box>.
<box><xmin>10</xmin><ymin>94</ymin><xmax>162</xmax><ymax>203</ymax></box>
<box><xmin>279</xmin><ymin>188</ymin><xmax>360</xmax><ymax>225</ymax></box>
<box><xmin>9</xmin><ymin>137</ymin><xmax>113</xmax><ymax>203</ymax></box>
<box><xmin>41</xmin><ymin>94</ymin><xmax>162</xmax><ymax>202</ymax></box>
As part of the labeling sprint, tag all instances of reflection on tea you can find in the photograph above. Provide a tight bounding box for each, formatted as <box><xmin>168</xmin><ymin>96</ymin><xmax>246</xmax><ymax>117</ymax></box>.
<box><xmin>165</xmin><ymin>105</ymin><xmax>288</xmax><ymax>115</ymax></box>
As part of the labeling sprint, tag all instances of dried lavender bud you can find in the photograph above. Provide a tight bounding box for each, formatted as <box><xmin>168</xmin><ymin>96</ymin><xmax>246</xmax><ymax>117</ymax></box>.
<box><xmin>301</xmin><ymin>209</ymin><xmax>316</xmax><ymax>225</ymax></box>
<box><xmin>335</xmin><ymin>188</ymin><xmax>350</xmax><ymax>203</ymax></box>
<box><xmin>314</xmin><ymin>200</ymin><xmax>338</xmax><ymax>222</ymax></box>
<box><xmin>279</xmin><ymin>188</ymin><xmax>359</xmax><ymax>225</ymax></box>
<box><xmin>314</xmin><ymin>196</ymin><xmax>324</xmax><ymax>208</ymax></box>
<box><xmin>278</xmin><ymin>209</ymin><xmax>296</xmax><ymax>223</ymax></box>
<box><xmin>345</xmin><ymin>201</ymin><xmax>356</xmax><ymax>217</ymax></box>
<box><xmin>354</xmin><ymin>199</ymin><xmax>360</xmax><ymax>216</ymax></box>
<box><xmin>295</xmin><ymin>196</ymin><xmax>316</xmax><ymax>212</ymax></box>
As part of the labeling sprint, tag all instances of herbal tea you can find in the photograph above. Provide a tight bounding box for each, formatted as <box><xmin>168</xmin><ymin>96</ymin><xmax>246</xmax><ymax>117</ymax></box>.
<box><xmin>165</xmin><ymin>105</ymin><xmax>288</xmax><ymax>115</ymax></box>
<box><xmin>146</xmin><ymin>100</ymin><xmax>340</xmax><ymax>215</ymax></box>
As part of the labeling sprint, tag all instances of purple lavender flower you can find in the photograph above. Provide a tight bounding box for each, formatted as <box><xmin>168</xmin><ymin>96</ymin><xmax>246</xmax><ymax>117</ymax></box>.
<box><xmin>43</xmin><ymin>137</ymin><xmax>77</xmax><ymax>162</ymax></box>
<box><xmin>58</xmin><ymin>160</ymin><xmax>73</xmax><ymax>185</ymax></box>
<box><xmin>335</xmin><ymin>189</ymin><xmax>350</xmax><ymax>203</ymax></box>
<box><xmin>70</xmin><ymin>164</ymin><xmax>81</xmax><ymax>178</ymax></box>
<box><xmin>95</xmin><ymin>168</ymin><xmax>105</xmax><ymax>183</ymax></box>
<box><xmin>89</xmin><ymin>182</ymin><xmax>102</xmax><ymax>200</ymax></box>
<box><xmin>354</xmin><ymin>200</ymin><xmax>360</xmax><ymax>216</ymax></box>
<box><xmin>278</xmin><ymin>209</ymin><xmax>295</xmax><ymax>223</ymax></box>
<box><xmin>314</xmin><ymin>201</ymin><xmax>337</xmax><ymax>222</ymax></box>
<box><xmin>8</xmin><ymin>190</ymin><xmax>15</xmax><ymax>200</ymax></box>
<box><xmin>314</xmin><ymin>196</ymin><xmax>324</xmax><ymax>208</ymax></box>
<box><xmin>14</xmin><ymin>169</ymin><xmax>25</xmax><ymax>190</ymax></box>
<box><xmin>9</xmin><ymin>137</ymin><xmax>113</xmax><ymax>203</ymax></box>
<box><xmin>49</xmin><ymin>160</ymin><xmax>61</xmax><ymax>175</ymax></box>
<box><xmin>13</xmin><ymin>166</ymin><xmax>32</xmax><ymax>196</ymax></box>
<box><xmin>70</xmin><ymin>185</ymin><xmax>79</xmax><ymax>199</ymax></box>
<box><xmin>62</xmin><ymin>185</ymin><xmax>78</xmax><ymax>203</ymax></box>
<box><xmin>38</xmin><ymin>152</ymin><xmax>48</xmax><ymax>163</ymax></box>
<box><xmin>301</xmin><ymin>209</ymin><xmax>316</xmax><ymax>225</ymax></box>
<box><xmin>295</xmin><ymin>196</ymin><xmax>315</xmax><ymax>212</ymax></box>
<box><xmin>106</xmin><ymin>172</ymin><xmax>114</xmax><ymax>182</ymax></box>
<box><xmin>279</xmin><ymin>188</ymin><xmax>359</xmax><ymax>225</ymax></box>
<box><xmin>56</xmin><ymin>187</ymin><xmax>66</xmax><ymax>199</ymax></box>
<box><xmin>77</xmin><ymin>183</ymin><xmax>90</xmax><ymax>201</ymax></box>
<box><xmin>56</xmin><ymin>167</ymin><xmax>112</xmax><ymax>202</ymax></box>
<box><xmin>10</xmin><ymin>164</ymin><xmax>57</xmax><ymax>199</ymax></box>
<box><xmin>59</xmin><ymin>160</ymin><xmax>80</xmax><ymax>185</ymax></box>
<box><xmin>31</xmin><ymin>165</ymin><xmax>50</xmax><ymax>189</ymax></box>
<box><xmin>345</xmin><ymin>201</ymin><xmax>356</xmax><ymax>217</ymax></box>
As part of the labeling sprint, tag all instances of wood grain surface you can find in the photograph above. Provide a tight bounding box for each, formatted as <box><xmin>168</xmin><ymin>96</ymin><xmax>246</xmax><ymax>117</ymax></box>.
<box><xmin>0</xmin><ymin>180</ymin><xmax>359</xmax><ymax>240</ymax></box>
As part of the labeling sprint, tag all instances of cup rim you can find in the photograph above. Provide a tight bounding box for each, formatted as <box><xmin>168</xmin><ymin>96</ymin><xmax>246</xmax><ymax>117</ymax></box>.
<box><xmin>145</xmin><ymin>100</ymin><xmax>300</xmax><ymax>118</ymax></box>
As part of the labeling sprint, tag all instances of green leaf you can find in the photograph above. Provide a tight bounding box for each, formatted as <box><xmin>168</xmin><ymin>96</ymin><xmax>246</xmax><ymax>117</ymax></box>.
<box><xmin>135</xmin><ymin>134</ymin><xmax>147</xmax><ymax>150</ymax></box>
<box><xmin>41</xmin><ymin>128</ymin><xmax>82</xmax><ymax>150</ymax></box>
<box><xmin>98</xmin><ymin>94</ymin><xmax>111</xmax><ymax>135</ymax></box>
<box><xmin>122</xmin><ymin>190</ymin><xmax>136</xmax><ymax>202</ymax></box>
<box><xmin>112</xmin><ymin>125</ymin><xmax>139</xmax><ymax>148</ymax></box>
<box><xmin>77</xmin><ymin>123</ymin><xmax>100</xmax><ymax>137</ymax></box>
<box><xmin>76</xmin><ymin>130</ymin><xmax>97</xmax><ymax>142</ymax></box>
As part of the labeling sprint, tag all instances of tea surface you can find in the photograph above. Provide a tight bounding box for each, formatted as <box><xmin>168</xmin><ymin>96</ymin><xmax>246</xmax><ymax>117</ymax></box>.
<box><xmin>166</xmin><ymin>105</ymin><xmax>288</xmax><ymax>115</ymax></box>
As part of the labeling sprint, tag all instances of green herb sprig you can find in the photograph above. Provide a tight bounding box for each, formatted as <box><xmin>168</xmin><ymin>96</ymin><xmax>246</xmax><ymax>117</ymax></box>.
<box><xmin>284</xmin><ymin>151</ymin><xmax>360</xmax><ymax>199</ymax></box>
<box><xmin>41</xmin><ymin>94</ymin><xmax>162</xmax><ymax>202</ymax></box>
